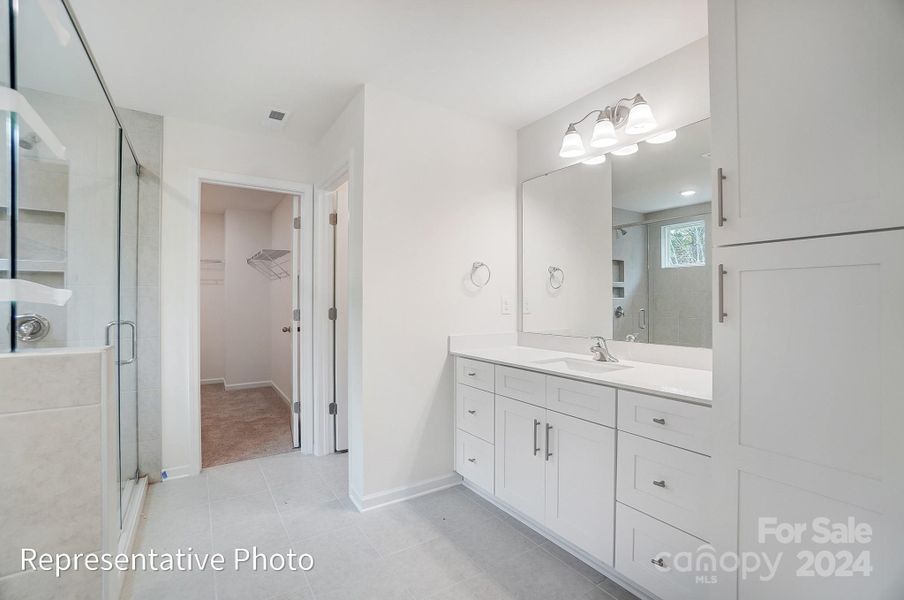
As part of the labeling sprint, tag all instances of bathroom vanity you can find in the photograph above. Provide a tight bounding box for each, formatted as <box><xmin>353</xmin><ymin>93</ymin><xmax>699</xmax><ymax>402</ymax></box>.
<box><xmin>451</xmin><ymin>344</ymin><xmax>711</xmax><ymax>599</ymax></box>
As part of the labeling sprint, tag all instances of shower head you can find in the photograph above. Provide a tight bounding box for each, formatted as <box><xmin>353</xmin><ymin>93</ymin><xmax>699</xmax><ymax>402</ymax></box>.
<box><xmin>19</xmin><ymin>133</ymin><xmax>40</xmax><ymax>150</ymax></box>
<box><xmin>614</xmin><ymin>227</ymin><xmax>628</xmax><ymax>237</ymax></box>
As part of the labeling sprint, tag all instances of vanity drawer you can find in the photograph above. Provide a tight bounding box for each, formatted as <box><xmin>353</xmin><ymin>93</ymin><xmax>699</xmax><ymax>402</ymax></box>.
<box><xmin>456</xmin><ymin>357</ymin><xmax>495</xmax><ymax>393</ymax></box>
<box><xmin>456</xmin><ymin>430</ymin><xmax>494</xmax><ymax>494</ymax></box>
<box><xmin>546</xmin><ymin>375</ymin><xmax>616</xmax><ymax>427</ymax></box>
<box><xmin>456</xmin><ymin>384</ymin><xmax>494</xmax><ymax>443</ymax></box>
<box><xmin>617</xmin><ymin>390</ymin><xmax>711</xmax><ymax>455</ymax></box>
<box><xmin>616</xmin><ymin>431</ymin><xmax>710</xmax><ymax>540</ymax></box>
<box><xmin>495</xmin><ymin>365</ymin><xmax>546</xmax><ymax>408</ymax></box>
<box><xmin>615</xmin><ymin>503</ymin><xmax>708</xmax><ymax>600</ymax></box>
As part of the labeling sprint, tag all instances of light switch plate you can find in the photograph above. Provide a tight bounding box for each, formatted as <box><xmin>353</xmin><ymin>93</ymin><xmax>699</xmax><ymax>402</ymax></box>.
<box><xmin>522</xmin><ymin>299</ymin><xmax>531</xmax><ymax>314</ymax></box>
<box><xmin>501</xmin><ymin>296</ymin><xmax>513</xmax><ymax>315</ymax></box>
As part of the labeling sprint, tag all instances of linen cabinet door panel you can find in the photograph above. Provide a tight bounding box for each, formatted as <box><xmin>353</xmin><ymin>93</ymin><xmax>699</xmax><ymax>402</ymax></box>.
<box><xmin>711</xmin><ymin>230</ymin><xmax>904</xmax><ymax>599</ymax></box>
<box><xmin>709</xmin><ymin>0</ymin><xmax>904</xmax><ymax>245</ymax></box>
<box><xmin>544</xmin><ymin>410</ymin><xmax>616</xmax><ymax>566</ymax></box>
<box><xmin>494</xmin><ymin>395</ymin><xmax>547</xmax><ymax>524</ymax></box>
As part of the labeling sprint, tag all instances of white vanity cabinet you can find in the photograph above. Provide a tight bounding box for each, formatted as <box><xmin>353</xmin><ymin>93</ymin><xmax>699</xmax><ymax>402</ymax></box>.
<box><xmin>453</xmin><ymin>355</ymin><xmax>714</xmax><ymax>589</ymax></box>
<box><xmin>708</xmin><ymin>0</ymin><xmax>904</xmax><ymax>246</ymax></box>
<box><xmin>710</xmin><ymin>230</ymin><xmax>904</xmax><ymax>599</ymax></box>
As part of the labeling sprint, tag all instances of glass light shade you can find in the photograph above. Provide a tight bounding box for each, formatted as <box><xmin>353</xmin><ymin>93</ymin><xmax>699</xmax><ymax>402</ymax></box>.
<box><xmin>625</xmin><ymin>102</ymin><xmax>657</xmax><ymax>134</ymax></box>
<box><xmin>559</xmin><ymin>126</ymin><xmax>585</xmax><ymax>158</ymax></box>
<box><xmin>611</xmin><ymin>143</ymin><xmax>639</xmax><ymax>156</ymax></box>
<box><xmin>590</xmin><ymin>118</ymin><xmax>617</xmax><ymax>148</ymax></box>
<box><xmin>581</xmin><ymin>154</ymin><xmax>607</xmax><ymax>165</ymax></box>
<box><xmin>645</xmin><ymin>129</ymin><xmax>677</xmax><ymax>144</ymax></box>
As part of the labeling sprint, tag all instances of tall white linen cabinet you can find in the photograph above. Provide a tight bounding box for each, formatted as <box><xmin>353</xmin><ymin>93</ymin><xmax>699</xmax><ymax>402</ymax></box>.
<box><xmin>708</xmin><ymin>1</ymin><xmax>904</xmax><ymax>598</ymax></box>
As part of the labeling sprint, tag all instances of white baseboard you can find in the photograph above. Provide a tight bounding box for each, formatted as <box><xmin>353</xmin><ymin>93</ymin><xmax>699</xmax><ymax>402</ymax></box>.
<box><xmin>160</xmin><ymin>463</ymin><xmax>200</xmax><ymax>480</ymax></box>
<box><xmin>271</xmin><ymin>381</ymin><xmax>291</xmax><ymax>406</ymax></box>
<box><xmin>350</xmin><ymin>472</ymin><xmax>463</xmax><ymax>512</ymax></box>
<box><xmin>223</xmin><ymin>380</ymin><xmax>271</xmax><ymax>391</ymax></box>
<box><xmin>200</xmin><ymin>377</ymin><xmax>224</xmax><ymax>385</ymax></box>
<box><xmin>462</xmin><ymin>480</ymin><xmax>658</xmax><ymax>600</ymax></box>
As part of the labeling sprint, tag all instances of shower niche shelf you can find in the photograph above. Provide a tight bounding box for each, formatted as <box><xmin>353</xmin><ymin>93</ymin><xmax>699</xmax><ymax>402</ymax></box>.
<box><xmin>247</xmin><ymin>249</ymin><xmax>290</xmax><ymax>280</ymax></box>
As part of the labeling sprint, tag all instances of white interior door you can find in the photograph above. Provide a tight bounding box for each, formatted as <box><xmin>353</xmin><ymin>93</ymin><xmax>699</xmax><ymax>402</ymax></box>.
<box><xmin>334</xmin><ymin>182</ymin><xmax>349</xmax><ymax>452</ymax></box>
<box><xmin>290</xmin><ymin>194</ymin><xmax>302</xmax><ymax>448</ymax></box>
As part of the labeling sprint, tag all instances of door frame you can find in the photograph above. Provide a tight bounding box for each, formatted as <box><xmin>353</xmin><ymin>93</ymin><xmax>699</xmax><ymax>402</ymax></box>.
<box><xmin>188</xmin><ymin>169</ymin><xmax>314</xmax><ymax>473</ymax></box>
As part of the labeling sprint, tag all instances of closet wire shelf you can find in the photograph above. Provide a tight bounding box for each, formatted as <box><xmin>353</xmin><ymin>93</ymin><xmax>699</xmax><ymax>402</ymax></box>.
<box><xmin>247</xmin><ymin>249</ymin><xmax>290</xmax><ymax>280</ymax></box>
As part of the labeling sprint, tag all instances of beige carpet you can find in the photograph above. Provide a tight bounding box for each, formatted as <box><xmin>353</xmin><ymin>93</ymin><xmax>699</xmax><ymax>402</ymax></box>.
<box><xmin>201</xmin><ymin>383</ymin><xmax>294</xmax><ymax>468</ymax></box>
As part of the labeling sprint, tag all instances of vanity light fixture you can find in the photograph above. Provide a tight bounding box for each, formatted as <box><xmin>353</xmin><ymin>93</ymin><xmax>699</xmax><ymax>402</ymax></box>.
<box><xmin>680</xmin><ymin>189</ymin><xmax>697</xmax><ymax>197</ymax></box>
<box><xmin>645</xmin><ymin>129</ymin><xmax>677</xmax><ymax>144</ymax></box>
<box><xmin>558</xmin><ymin>93</ymin><xmax>657</xmax><ymax>158</ymax></box>
<box><xmin>611</xmin><ymin>144</ymin><xmax>639</xmax><ymax>157</ymax></box>
<box><xmin>581</xmin><ymin>154</ymin><xmax>607</xmax><ymax>165</ymax></box>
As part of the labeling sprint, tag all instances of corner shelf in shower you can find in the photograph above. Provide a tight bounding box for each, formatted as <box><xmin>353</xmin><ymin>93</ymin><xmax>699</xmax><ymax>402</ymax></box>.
<box><xmin>246</xmin><ymin>249</ymin><xmax>290</xmax><ymax>280</ymax></box>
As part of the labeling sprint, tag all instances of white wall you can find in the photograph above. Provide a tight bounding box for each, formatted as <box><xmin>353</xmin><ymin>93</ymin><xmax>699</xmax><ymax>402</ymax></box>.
<box><xmin>160</xmin><ymin>117</ymin><xmax>314</xmax><ymax>476</ymax></box>
<box><xmin>200</xmin><ymin>212</ymin><xmax>225</xmax><ymax>381</ymax></box>
<box><xmin>357</xmin><ymin>86</ymin><xmax>517</xmax><ymax>499</ymax></box>
<box><xmin>270</xmin><ymin>195</ymin><xmax>294</xmax><ymax>401</ymax></box>
<box><xmin>517</xmin><ymin>38</ymin><xmax>709</xmax><ymax>181</ymax></box>
<box><xmin>223</xmin><ymin>209</ymin><xmax>272</xmax><ymax>386</ymax></box>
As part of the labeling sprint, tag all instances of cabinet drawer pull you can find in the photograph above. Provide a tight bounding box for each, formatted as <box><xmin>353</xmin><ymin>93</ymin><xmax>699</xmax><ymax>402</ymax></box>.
<box><xmin>467</xmin><ymin>457</ymin><xmax>477</xmax><ymax>463</ymax></box>
<box><xmin>652</xmin><ymin>480</ymin><xmax>666</xmax><ymax>488</ymax></box>
<box><xmin>466</xmin><ymin>370</ymin><xmax>477</xmax><ymax>377</ymax></box>
<box><xmin>545</xmin><ymin>423</ymin><xmax>553</xmax><ymax>461</ymax></box>
<box><xmin>652</xmin><ymin>417</ymin><xmax>666</xmax><ymax>425</ymax></box>
<box><xmin>467</xmin><ymin>409</ymin><xmax>477</xmax><ymax>415</ymax></box>
<box><xmin>533</xmin><ymin>419</ymin><xmax>541</xmax><ymax>456</ymax></box>
<box><xmin>716</xmin><ymin>167</ymin><xmax>726</xmax><ymax>226</ymax></box>
<box><xmin>651</xmin><ymin>557</ymin><xmax>666</xmax><ymax>568</ymax></box>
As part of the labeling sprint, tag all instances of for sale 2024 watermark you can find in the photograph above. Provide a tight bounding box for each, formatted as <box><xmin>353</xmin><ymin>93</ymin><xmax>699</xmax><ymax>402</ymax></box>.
<box><xmin>652</xmin><ymin>517</ymin><xmax>873</xmax><ymax>584</ymax></box>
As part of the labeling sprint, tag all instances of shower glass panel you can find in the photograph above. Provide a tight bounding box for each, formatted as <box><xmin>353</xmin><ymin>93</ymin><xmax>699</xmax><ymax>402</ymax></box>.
<box><xmin>2</xmin><ymin>0</ymin><xmax>143</xmax><ymax>528</ymax></box>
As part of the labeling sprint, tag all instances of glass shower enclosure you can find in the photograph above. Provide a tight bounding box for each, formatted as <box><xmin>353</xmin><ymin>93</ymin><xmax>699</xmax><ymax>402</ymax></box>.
<box><xmin>0</xmin><ymin>0</ymin><xmax>143</xmax><ymax>528</ymax></box>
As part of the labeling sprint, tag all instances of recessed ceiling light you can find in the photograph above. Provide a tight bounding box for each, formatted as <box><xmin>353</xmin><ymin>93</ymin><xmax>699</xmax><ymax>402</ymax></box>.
<box><xmin>611</xmin><ymin>144</ymin><xmax>639</xmax><ymax>157</ymax></box>
<box><xmin>581</xmin><ymin>155</ymin><xmax>607</xmax><ymax>165</ymax></box>
<box><xmin>680</xmin><ymin>189</ymin><xmax>697</xmax><ymax>197</ymax></box>
<box><xmin>645</xmin><ymin>130</ymin><xmax>677</xmax><ymax>144</ymax></box>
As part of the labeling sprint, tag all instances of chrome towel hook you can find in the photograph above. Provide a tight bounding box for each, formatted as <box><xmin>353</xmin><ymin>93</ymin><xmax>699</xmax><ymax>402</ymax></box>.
<box><xmin>548</xmin><ymin>266</ymin><xmax>565</xmax><ymax>289</ymax></box>
<box><xmin>470</xmin><ymin>261</ymin><xmax>491</xmax><ymax>287</ymax></box>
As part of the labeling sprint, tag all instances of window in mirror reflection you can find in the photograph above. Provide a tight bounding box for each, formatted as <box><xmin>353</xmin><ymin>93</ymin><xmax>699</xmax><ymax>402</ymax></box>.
<box><xmin>661</xmin><ymin>220</ymin><xmax>706</xmax><ymax>268</ymax></box>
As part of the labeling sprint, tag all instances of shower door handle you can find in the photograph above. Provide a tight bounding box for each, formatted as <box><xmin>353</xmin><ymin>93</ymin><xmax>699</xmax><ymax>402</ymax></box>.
<box><xmin>105</xmin><ymin>320</ymin><xmax>137</xmax><ymax>364</ymax></box>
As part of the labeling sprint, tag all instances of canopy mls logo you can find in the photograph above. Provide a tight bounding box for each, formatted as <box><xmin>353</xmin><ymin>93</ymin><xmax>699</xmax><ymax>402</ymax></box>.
<box><xmin>651</xmin><ymin>517</ymin><xmax>874</xmax><ymax>584</ymax></box>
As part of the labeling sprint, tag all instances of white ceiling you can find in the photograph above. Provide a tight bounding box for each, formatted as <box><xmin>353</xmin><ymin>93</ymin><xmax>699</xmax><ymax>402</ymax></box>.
<box><xmin>200</xmin><ymin>183</ymin><xmax>289</xmax><ymax>214</ymax></box>
<box><xmin>612</xmin><ymin>118</ymin><xmax>711</xmax><ymax>214</ymax></box>
<box><xmin>66</xmin><ymin>0</ymin><xmax>707</xmax><ymax>142</ymax></box>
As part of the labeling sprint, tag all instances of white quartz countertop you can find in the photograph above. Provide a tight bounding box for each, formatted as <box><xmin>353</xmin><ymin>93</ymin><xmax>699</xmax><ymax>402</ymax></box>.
<box><xmin>451</xmin><ymin>345</ymin><xmax>712</xmax><ymax>405</ymax></box>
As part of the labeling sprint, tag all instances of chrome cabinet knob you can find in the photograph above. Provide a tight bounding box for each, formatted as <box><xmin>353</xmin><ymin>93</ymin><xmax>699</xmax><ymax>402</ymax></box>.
<box><xmin>651</xmin><ymin>557</ymin><xmax>666</xmax><ymax>568</ymax></box>
<box><xmin>653</xmin><ymin>480</ymin><xmax>666</xmax><ymax>488</ymax></box>
<box><xmin>466</xmin><ymin>370</ymin><xmax>477</xmax><ymax>376</ymax></box>
<box><xmin>467</xmin><ymin>457</ymin><xmax>477</xmax><ymax>463</ymax></box>
<box><xmin>467</xmin><ymin>409</ymin><xmax>477</xmax><ymax>415</ymax></box>
<box><xmin>652</xmin><ymin>417</ymin><xmax>666</xmax><ymax>425</ymax></box>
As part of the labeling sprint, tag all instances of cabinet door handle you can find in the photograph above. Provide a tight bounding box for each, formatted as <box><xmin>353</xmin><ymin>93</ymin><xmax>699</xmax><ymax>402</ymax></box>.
<box><xmin>653</xmin><ymin>480</ymin><xmax>666</xmax><ymax>488</ymax></box>
<box><xmin>718</xmin><ymin>264</ymin><xmax>727</xmax><ymax>323</ymax></box>
<box><xmin>651</xmin><ymin>557</ymin><xmax>666</xmax><ymax>568</ymax></box>
<box><xmin>533</xmin><ymin>419</ymin><xmax>541</xmax><ymax>456</ymax></box>
<box><xmin>467</xmin><ymin>457</ymin><xmax>477</xmax><ymax>463</ymax></box>
<box><xmin>652</xmin><ymin>417</ymin><xmax>666</xmax><ymax>425</ymax></box>
<box><xmin>545</xmin><ymin>423</ymin><xmax>553</xmax><ymax>461</ymax></box>
<box><xmin>467</xmin><ymin>409</ymin><xmax>477</xmax><ymax>415</ymax></box>
<box><xmin>717</xmin><ymin>167</ymin><xmax>727</xmax><ymax>226</ymax></box>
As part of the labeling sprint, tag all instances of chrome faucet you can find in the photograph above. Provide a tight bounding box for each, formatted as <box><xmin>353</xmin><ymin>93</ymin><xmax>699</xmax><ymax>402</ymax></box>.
<box><xmin>590</xmin><ymin>336</ymin><xmax>618</xmax><ymax>363</ymax></box>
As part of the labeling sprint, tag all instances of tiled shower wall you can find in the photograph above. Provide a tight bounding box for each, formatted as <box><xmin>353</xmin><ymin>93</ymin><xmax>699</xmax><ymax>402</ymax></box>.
<box><xmin>120</xmin><ymin>108</ymin><xmax>164</xmax><ymax>482</ymax></box>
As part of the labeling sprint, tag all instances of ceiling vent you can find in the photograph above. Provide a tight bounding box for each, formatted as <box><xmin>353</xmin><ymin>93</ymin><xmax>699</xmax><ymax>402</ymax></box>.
<box><xmin>262</xmin><ymin>107</ymin><xmax>289</xmax><ymax>129</ymax></box>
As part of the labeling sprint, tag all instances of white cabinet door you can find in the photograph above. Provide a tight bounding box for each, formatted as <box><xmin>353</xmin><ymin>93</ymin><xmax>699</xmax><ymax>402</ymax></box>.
<box><xmin>709</xmin><ymin>0</ymin><xmax>904</xmax><ymax>245</ymax></box>
<box><xmin>544</xmin><ymin>410</ymin><xmax>615</xmax><ymax>566</ymax></box>
<box><xmin>495</xmin><ymin>395</ymin><xmax>547</xmax><ymax>523</ymax></box>
<box><xmin>710</xmin><ymin>230</ymin><xmax>904</xmax><ymax>599</ymax></box>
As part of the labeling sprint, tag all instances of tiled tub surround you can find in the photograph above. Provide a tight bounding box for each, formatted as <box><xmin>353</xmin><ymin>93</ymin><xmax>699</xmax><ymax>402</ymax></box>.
<box><xmin>125</xmin><ymin>451</ymin><xmax>639</xmax><ymax>600</ymax></box>
<box><xmin>0</xmin><ymin>348</ymin><xmax>118</xmax><ymax>599</ymax></box>
<box><xmin>450</xmin><ymin>342</ymin><xmax>712</xmax><ymax>600</ymax></box>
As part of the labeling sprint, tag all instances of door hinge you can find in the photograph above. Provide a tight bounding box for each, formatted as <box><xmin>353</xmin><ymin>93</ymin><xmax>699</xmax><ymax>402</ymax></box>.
<box><xmin>293</xmin><ymin>401</ymin><xmax>300</xmax><ymax>414</ymax></box>
<box><xmin>328</xmin><ymin>402</ymin><xmax>337</xmax><ymax>415</ymax></box>
<box><xmin>293</xmin><ymin>308</ymin><xmax>300</xmax><ymax>321</ymax></box>
<box><xmin>329</xmin><ymin>212</ymin><xmax>338</xmax><ymax>226</ymax></box>
<box><xmin>328</xmin><ymin>307</ymin><xmax>337</xmax><ymax>321</ymax></box>
<box><xmin>293</xmin><ymin>216</ymin><xmax>301</xmax><ymax>229</ymax></box>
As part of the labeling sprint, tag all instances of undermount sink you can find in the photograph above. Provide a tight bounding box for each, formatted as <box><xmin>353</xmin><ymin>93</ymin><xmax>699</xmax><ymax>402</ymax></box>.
<box><xmin>531</xmin><ymin>357</ymin><xmax>631</xmax><ymax>374</ymax></box>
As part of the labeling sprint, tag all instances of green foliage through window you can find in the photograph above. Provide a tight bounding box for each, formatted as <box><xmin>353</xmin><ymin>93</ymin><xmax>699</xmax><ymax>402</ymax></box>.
<box><xmin>661</xmin><ymin>220</ymin><xmax>706</xmax><ymax>268</ymax></box>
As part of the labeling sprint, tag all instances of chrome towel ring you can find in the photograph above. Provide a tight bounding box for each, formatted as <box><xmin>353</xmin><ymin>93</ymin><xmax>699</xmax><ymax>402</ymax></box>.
<box><xmin>548</xmin><ymin>266</ymin><xmax>565</xmax><ymax>289</ymax></box>
<box><xmin>470</xmin><ymin>261</ymin><xmax>491</xmax><ymax>287</ymax></box>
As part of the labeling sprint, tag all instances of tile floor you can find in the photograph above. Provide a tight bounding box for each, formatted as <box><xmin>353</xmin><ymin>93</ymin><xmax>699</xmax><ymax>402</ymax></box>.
<box><xmin>124</xmin><ymin>452</ymin><xmax>640</xmax><ymax>600</ymax></box>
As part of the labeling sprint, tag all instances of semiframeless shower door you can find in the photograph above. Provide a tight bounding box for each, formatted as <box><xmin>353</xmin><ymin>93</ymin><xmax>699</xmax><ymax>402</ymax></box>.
<box><xmin>117</xmin><ymin>132</ymin><xmax>139</xmax><ymax>522</ymax></box>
